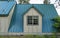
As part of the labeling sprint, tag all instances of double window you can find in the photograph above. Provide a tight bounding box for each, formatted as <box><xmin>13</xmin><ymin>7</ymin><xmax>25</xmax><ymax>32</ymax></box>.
<box><xmin>27</xmin><ymin>16</ymin><xmax>39</xmax><ymax>25</ymax></box>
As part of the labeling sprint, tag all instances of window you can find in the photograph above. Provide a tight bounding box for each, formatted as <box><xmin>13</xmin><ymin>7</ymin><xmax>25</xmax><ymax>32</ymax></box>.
<box><xmin>27</xmin><ymin>16</ymin><xmax>38</xmax><ymax>25</ymax></box>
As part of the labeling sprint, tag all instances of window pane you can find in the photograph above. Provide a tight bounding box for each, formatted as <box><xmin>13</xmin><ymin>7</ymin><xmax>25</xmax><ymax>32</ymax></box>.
<box><xmin>33</xmin><ymin>19</ymin><xmax>38</xmax><ymax>25</ymax></box>
<box><xmin>33</xmin><ymin>16</ymin><xmax>38</xmax><ymax>19</ymax></box>
<box><xmin>33</xmin><ymin>16</ymin><xmax>38</xmax><ymax>25</ymax></box>
<box><xmin>27</xmin><ymin>16</ymin><xmax>32</xmax><ymax>25</ymax></box>
<box><xmin>28</xmin><ymin>16</ymin><xmax>32</xmax><ymax>20</ymax></box>
<box><xmin>27</xmin><ymin>16</ymin><xmax>38</xmax><ymax>25</ymax></box>
<box><xmin>28</xmin><ymin>19</ymin><xmax>32</xmax><ymax>24</ymax></box>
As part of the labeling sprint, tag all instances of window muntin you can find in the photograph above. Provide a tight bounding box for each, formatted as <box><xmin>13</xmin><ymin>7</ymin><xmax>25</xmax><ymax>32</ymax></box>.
<box><xmin>27</xmin><ymin>16</ymin><xmax>38</xmax><ymax>25</ymax></box>
<box><xmin>27</xmin><ymin>16</ymin><xmax>32</xmax><ymax>24</ymax></box>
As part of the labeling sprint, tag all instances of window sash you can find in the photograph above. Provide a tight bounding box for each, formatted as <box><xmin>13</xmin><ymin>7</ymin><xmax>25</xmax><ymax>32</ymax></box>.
<box><xmin>27</xmin><ymin>16</ymin><xmax>38</xmax><ymax>25</ymax></box>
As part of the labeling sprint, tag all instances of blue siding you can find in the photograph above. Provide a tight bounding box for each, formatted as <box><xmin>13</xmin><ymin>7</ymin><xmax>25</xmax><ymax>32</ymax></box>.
<box><xmin>0</xmin><ymin>1</ymin><xmax>16</xmax><ymax>16</ymax></box>
<box><xmin>9</xmin><ymin>4</ymin><xmax>58</xmax><ymax>33</ymax></box>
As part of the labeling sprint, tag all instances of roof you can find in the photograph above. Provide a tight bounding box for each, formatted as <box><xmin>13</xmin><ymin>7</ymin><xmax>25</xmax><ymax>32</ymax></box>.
<box><xmin>0</xmin><ymin>0</ymin><xmax>14</xmax><ymax>1</ymax></box>
<box><xmin>0</xmin><ymin>1</ymin><xmax>16</xmax><ymax>16</ymax></box>
<box><xmin>9</xmin><ymin>4</ymin><xmax>58</xmax><ymax>33</ymax></box>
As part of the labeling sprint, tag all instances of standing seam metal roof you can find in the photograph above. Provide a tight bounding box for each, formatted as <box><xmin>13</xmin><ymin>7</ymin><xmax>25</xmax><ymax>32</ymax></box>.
<box><xmin>9</xmin><ymin>4</ymin><xmax>58</xmax><ymax>33</ymax></box>
<box><xmin>0</xmin><ymin>1</ymin><xmax>16</xmax><ymax>16</ymax></box>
